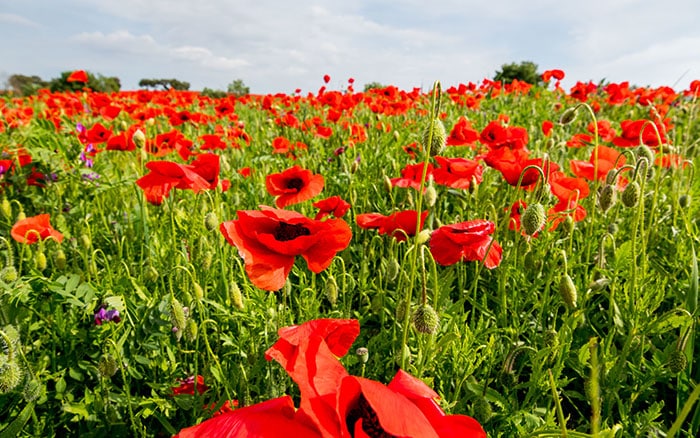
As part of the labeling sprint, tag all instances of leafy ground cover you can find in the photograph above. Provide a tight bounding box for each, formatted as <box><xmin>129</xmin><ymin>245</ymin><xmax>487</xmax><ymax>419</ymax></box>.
<box><xmin>0</xmin><ymin>72</ymin><xmax>699</xmax><ymax>437</ymax></box>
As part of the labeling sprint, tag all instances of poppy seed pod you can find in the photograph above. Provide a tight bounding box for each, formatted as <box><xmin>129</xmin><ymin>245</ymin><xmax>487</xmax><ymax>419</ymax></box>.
<box><xmin>521</xmin><ymin>203</ymin><xmax>546</xmax><ymax>236</ymax></box>
<box><xmin>412</xmin><ymin>303</ymin><xmax>440</xmax><ymax>334</ymax></box>
<box><xmin>422</xmin><ymin>118</ymin><xmax>446</xmax><ymax>157</ymax></box>
<box><xmin>621</xmin><ymin>181</ymin><xmax>640</xmax><ymax>208</ymax></box>
<box><xmin>559</xmin><ymin>273</ymin><xmax>578</xmax><ymax>309</ymax></box>
<box><xmin>355</xmin><ymin>347</ymin><xmax>369</xmax><ymax>364</ymax></box>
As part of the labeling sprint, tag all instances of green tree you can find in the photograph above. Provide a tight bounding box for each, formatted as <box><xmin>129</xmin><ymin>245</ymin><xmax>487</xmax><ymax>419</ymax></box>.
<box><xmin>6</xmin><ymin>74</ymin><xmax>49</xmax><ymax>96</ymax></box>
<box><xmin>138</xmin><ymin>78</ymin><xmax>190</xmax><ymax>91</ymax></box>
<box><xmin>49</xmin><ymin>71</ymin><xmax>121</xmax><ymax>93</ymax></box>
<box><xmin>363</xmin><ymin>81</ymin><xmax>386</xmax><ymax>92</ymax></box>
<box><xmin>227</xmin><ymin>79</ymin><xmax>249</xmax><ymax>97</ymax></box>
<box><xmin>493</xmin><ymin>61</ymin><xmax>542</xmax><ymax>85</ymax></box>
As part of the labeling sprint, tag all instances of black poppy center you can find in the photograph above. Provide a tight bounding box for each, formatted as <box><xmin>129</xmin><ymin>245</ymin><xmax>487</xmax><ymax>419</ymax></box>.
<box><xmin>286</xmin><ymin>177</ymin><xmax>304</xmax><ymax>191</ymax></box>
<box><xmin>274</xmin><ymin>222</ymin><xmax>311</xmax><ymax>242</ymax></box>
<box><xmin>345</xmin><ymin>395</ymin><xmax>395</xmax><ymax>438</ymax></box>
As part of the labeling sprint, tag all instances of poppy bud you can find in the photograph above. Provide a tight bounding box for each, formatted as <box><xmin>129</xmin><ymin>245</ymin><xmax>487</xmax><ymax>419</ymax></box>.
<box><xmin>184</xmin><ymin>319</ymin><xmax>198</xmax><ymax>343</ymax></box>
<box><xmin>422</xmin><ymin>118</ymin><xmax>446</xmax><ymax>157</ymax></box>
<box><xmin>679</xmin><ymin>194</ymin><xmax>691</xmax><ymax>208</ymax></box>
<box><xmin>169</xmin><ymin>297</ymin><xmax>187</xmax><ymax>341</ymax></box>
<box><xmin>605</xmin><ymin>169</ymin><xmax>617</xmax><ymax>186</ymax></box>
<box><xmin>355</xmin><ymin>347</ymin><xmax>369</xmax><ymax>364</ymax></box>
<box><xmin>559</xmin><ymin>107</ymin><xmax>577</xmax><ymax>125</ymax></box>
<box><xmin>54</xmin><ymin>249</ymin><xmax>67</xmax><ymax>270</ymax></box>
<box><xmin>396</xmin><ymin>299</ymin><xmax>409</xmax><ymax>322</ymax></box>
<box><xmin>607</xmin><ymin>223</ymin><xmax>619</xmax><ymax>235</ymax></box>
<box><xmin>559</xmin><ymin>273</ymin><xmax>578</xmax><ymax>309</ymax></box>
<box><xmin>229</xmin><ymin>281</ymin><xmax>244</xmax><ymax>310</ymax></box>
<box><xmin>16</xmin><ymin>211</ymin><xmax>26</xmax><ymax>222</ymax></box>
<box><xmin>636</xmin><ymin>145</ymin><xmax>655</xmax><ymax>168</ymax></box>
<box><xmin>350</xmin><ymin>156</ymin><xmax>360</xmax><ymax>174</ymax></box>
<box><xmin>35</xmin><ymin>251</ymin><xmax>47</xmax><ymax>271</ymax></box>
<box><xmin>523</xmin><ymin>250</ymin><xmax>543</xmax><ymax>272</ymax></box>
<box><xmin>0</xmin><ymin>267</ymin><xmax>18</xmax><ymax>283</ymax></box>
<box><xmin>324</xmin><ymin>275</ymin><xmax>338</xmax><ymax>306</ymax></box>
<box><xmin>598</xmin><ymin>184</ymin><xmax>616</xmax><ymax>212</ymax></box>
<box><xmin>98</xmin><ymin>354</ymin><xmax>119</xmax><ymax>378</ymax></box>
<box><xmin>412</xmin><ymin>303</ymin><xmax>440</xmax><ymax>334</ymax></box>
<box><xmin>193</xmin><ymin>282</ymin><xmax>204</xmax><ymax>301</ymax></box>
<box><xmin>416</xmin><ymin>229</ymin><xmax>432</xmax><ymax>245</ymax></box>
<box><xmin>667</xmin><ymin>349</ymin><xmax>687</xmax><ymax>374</ymax></box>
<box><xmin>0</xmin><ymin>198</ymin><xmax>11</xmax><ymax>220</ymax></box>
<box><xmin>22</xmin><ymin>378</ymin><xmax>44</xmax><ymax>403</ymax></box>
<box><xmin>521</xmin><ymin>203</ymin><xmax>546</xmax><ymax>236</ymax></box>
<box><xmin>0</xmin><ymin>360</ymin><xmax>23</xmax><ymax>393</ymax></box>
<box><xmin>202</xmin><ymin>251</ymin><xmax>213</xmax><ymax>271</ymax></box>
<box><xmin>144</xmin><ymin>265</ymin><xmax>159</xmax><ymax>283</ymax></box>
<box><xmin>621</xmin><ymin>181</ymin><xmax>640</xmax><ymax>208</ymax></box>
<box><xmin>132</xmin><ymin>129</ymin><xmax>146</xmax><ymax>149</ymax></box>
<box><xmin>424</xmin><ymin>184</ymin><xmax>437</xmax><ymax>208</ymax></box>
<box><xmin>385</xmin><ymin>259</ymin><xmax>400</xmax><ymax>282</ymax></box>
<box><xmin>383</xmin><ymin>175</ymin><xmax>393</xmax><ymax>193</ymax></box>
<box><xmin>80</xmin><ymin>234</ymin><xmax>91</xmax><ymax>250</ymax></box>
<box><xmin>473</xmin><ymin>396</ymin><xmax>493</xmax><ymax>423</ymax></box>
<box><xmin>204</xmin><ymin>212</ymin><xmax>219</xmax><ymax>232</ymax></box>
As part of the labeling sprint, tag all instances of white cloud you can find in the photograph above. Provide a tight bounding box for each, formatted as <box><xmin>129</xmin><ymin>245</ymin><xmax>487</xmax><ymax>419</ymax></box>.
<box><xmin>0</xmin><ymin>13</ymin><xmax>40</xmax><ymax>28</ymax></box>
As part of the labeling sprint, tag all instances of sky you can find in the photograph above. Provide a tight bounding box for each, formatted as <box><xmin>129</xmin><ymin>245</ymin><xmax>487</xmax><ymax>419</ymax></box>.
<box><xmin>1</xmin><ymin>0</ymin><xmax>700</xmax><ymax>95</ymax></box>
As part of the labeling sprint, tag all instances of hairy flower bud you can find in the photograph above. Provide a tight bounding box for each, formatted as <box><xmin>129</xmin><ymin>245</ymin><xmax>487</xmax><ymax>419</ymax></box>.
<box><xmin>598</xmin><ymin>184</ymin><xmax>616</xmax><ymax>213</ymax></box>
<box><xmin>559</xmin><ymin>274</ymin><xmax>578</xmax><ymax>309</ymax></box>
<box><xmin>521</xmin><ymin>203</ymin><xmax>546</xmax><ymax>236</ymax></box>
<box><xmin>204</xmin><ymin>212</ymin><xmax>219</xmax><ymax>232</ymax></box>
<box><xmin>35</xmin><ymin>251</ymin><xmax>47</xmax><ymax>271</ymax></box>
<box><xmin>473</xmin><ymin>396</ymin><xmax>493</xmax><ymax>423</ymax></box>
<box><xmin>559</xmin><ymin>107</ymin><xmax>577</xmax><ymax>125</ymax></box>
<box><xmin>229</xmin><ymin>281</ymin><xmax>244</xmax><ymax>310</ymax></box>
<box><xmin>422</xmin><ymin>118</ymin><xmax>446</xmax><ymax>157</ymax></box>
<box><xmin>386</xmin><ymin>259</ymin><xmax>400</xmax><ymax>282</ymax></box>
<box><xmin>679</xmin><ymin>194</ymin><xmax>691</xmax><ymax>209</ymax></box>
<box><xmin>0</xmin><ymin>267</ymin><xmax>18</xmax><ymax>283</ymax></box>
<box><xmin>22</xmin><ymin>378</ymin><xmax>44</xmax><ymax>403</ymax></box>
<box><xmin>621</xmin><ymin>181</ymin><xmax>640</xmax><ymax>208</ymax></box>
<box><xmin>98</xmin><ymin>354</ymin><xmax>119</xmax><ymax>378</ymax></box>
<box><xmin>324</xmin><ymin>275</ymin><xmax>338</xmax><ymax>306</ymax></box>
<box><xmin>169</xmin><ymin>297</ymin><xmax>187</xmax><ymax>341</ymax></box>
<box><xmin>412</xmin><ymin>303</ymin><xmax>440</xmax><ymax>334</ymax></box>
<box><xmin>184</xmin><ymin>318</ymin><xmax>198</xmax><ymax>343</ymax></box>
<box><xmin>132</xmin><ymin>129</ymin><xmax>146</xmax><ymax>149</ymax></box>
<box><xmin>0</xmin><ymin>198</ymin><xmax>11</xmax><ymax>220</ymax></box>
<box><xmin>54</xmin><ymin>249</ymin><xmax>67</xmax><ymax>270</ymax></box>
<box><xmin>0</xmin><ymin>360</ymin><xmax>23</xmax><ymax>393</ymax></box>
<box><xmin>667</xmin><ymin>350</ymin><xmax>687</xmax><ymax>374</ymax></box>
<box><xmin>424</xmin><ymin>184</ymin><xmax>437</xmax><ymax>208</ymax></box>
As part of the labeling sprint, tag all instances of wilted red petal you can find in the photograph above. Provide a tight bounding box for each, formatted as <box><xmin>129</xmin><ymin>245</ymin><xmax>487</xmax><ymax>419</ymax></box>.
<box><xmin>11</xmin><ymin>214</ymin><xmax>64</xmax><ymax>244</ymax></box>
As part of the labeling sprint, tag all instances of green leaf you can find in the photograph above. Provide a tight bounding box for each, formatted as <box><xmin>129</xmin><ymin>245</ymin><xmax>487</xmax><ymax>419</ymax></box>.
<box><xmin>0</xmin><ymin>402</ymin><xmax>34</xmax><ymax>438</ymax></box>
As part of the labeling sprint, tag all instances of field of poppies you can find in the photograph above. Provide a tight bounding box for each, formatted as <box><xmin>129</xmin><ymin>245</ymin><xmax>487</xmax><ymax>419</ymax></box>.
<box><xmin>0</xmin><ymin>71</ymin><xmax>699</xmax><ymax>437</ymax></box>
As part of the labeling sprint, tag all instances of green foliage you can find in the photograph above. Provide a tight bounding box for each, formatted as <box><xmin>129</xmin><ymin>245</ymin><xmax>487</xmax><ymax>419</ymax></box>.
<box><xmin>138</xmin><ymin>78</ymin><xmax>190</xmax><ymax>91</ymax></box>
<box><xmin>493</xmin><ymin>60</ymin><xmax>542</xmax><ymax>85</ymax></box>
<box><xmin>5</xmin><ymin>75</ymin><xmax>49</xmax><ymax>96</ymax></box>
<box><xmin>200</xmin><ymin>87</ymin><xmax>229</xmax><ymax>99</ymax></box>
<box><xmin>49</xmin><ymin>71</ymin><xmax>121</xmax><ymax>93</ymax></box>
<box><xmin>363</xmin><ymin>81</ymin><xmax>386</xmax><ymax>92</ymax></box>
<box><xmin>227</xmin><ymin>79</ymin><xmax>249</xmax><ymax>97</ymax></box>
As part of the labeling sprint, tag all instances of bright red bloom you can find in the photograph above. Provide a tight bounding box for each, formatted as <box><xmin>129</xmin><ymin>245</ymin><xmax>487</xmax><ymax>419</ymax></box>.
<box><xmin>220</xmin><ymin>207</ymin><xmax>352</xmax><ymax>291</ymax></box>
<box><xmin>356</xmin><ymin>210</ymin><xmax>428</xmax><ymax>242</ymax></box>
<box><xmin>542</xmin><ymin>69</ymin><xmax>565</xmax><ymax>82</ymax></box>
<box><xmin>429</xmin><ymin>220</ymin><xmax>502</xmax><ymax>268</ymax></box>
<box><xmin>446</xmin><ymin>117</ymin><xmax>479</xmax><ymax>146</ymax></box>
<box><xmin>548</xmin><ymin>198</ymin><xmax>587</xmax><ymax>231</ymax></box>
<box><xmin>11</xmin><ymin>214</ymin><xmax>64</xmax><ymax>244</ymax></box>
<box><xmin>542</xmin><ymin>120</ymin><xmax>554</xmax><ymax>136</ymax></box>
<box><xmin>479</xmin><ymin>120</ymin><xmax>528</xmax><ymax>150</ymax></box>
<box><xmin>549</xmin><ymin>171</ymin><xmax>590</xmax><ymax>203</ymax></box>
<box><xmin>323</xmin><ymin>74</ymin><xmax>331</xmax><ymax>84</ymax></box>
<box><xmin>136</xmin><ymin>153</ymin><xmax>220</xmax><ymax>205</ymax></box>
<box><xmin>265</xmin><ymin>165</ymin><xmax>325</xmax><ymax>208</ymax></box>
<box><xmin>390</xmin><ymin>163</ymin><xmax>433</xmax><ymax>191</ymax></box>
<box><xmin>312</xmin><ymin>196</ymin><xmax>351</xmax><ymax>220</ymax></box>
<box><xmin>612</xmin><ymin>119</ymin><xmax>667</xmax><ymax>147</ymax></box>
<box><xmin>483</xmin><ymin>147</ymin><xmax>559</xmax><ymax>188</ymax></box>
<box><xmin>507</xmin><ymin>200</ymin><xmax>528</xmax><ymax>232</ymax></box>
<box><xmin>175</xmin><ymin>396</ymin><xmax>321</xmax><ymax>438</ymax></box>
<box><xmin>67</xmin><ymin>70</ymin><xmax>88</xmax><ymax>83</ymax></box>
<box><xmin>172</xmin><ymin>375</ymin><xmax>208</xmax><ymax>396</ymax></box>
<box><xmin>81</xmin><ymin>122</ymin><xmax>112</xmax><ymax>144</ymax></box>
<box><xmin>570</xmin><ymin>145</ymin><xmax>626</xmax><ymax>181</ymax></box>
<box><xmin>432</xmin><ymin>156</ymin><xmax>483</xmax><ymax>190</ymax></box>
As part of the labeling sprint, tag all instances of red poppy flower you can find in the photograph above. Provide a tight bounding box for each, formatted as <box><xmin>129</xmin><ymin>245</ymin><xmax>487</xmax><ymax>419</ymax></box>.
<box><xmin>612</xmin><ymin>119</ymin><xmax>667</xmax><ymax>147</ymax></box>
<box><xmin>172</xmin><ymin>375</ymin><xmax>208</xmax><ymax>396</ymax></box>
<box><xmin>507</xmin><ymin>200</ymin><xmax>528</xmax><ymax>232</ymax></box>
<box><xmin>479</xmin><ymin>120</ymin><xmax>528</xmax><ymax>150</ymax></box>
<box><xmin>549</xmin><ymin>171</ymin><xmax>590</xmax><ymax>203</ymax></box>
<box><xmin>432</xmin><ymin>156</ymin><xmax>483</xmax><ymax>190</ymax></box>
<box><xmin>312</xmin><ymin>195</ymin><xmax>351</xmax><ymax>220</ymax></box>
<box><xmin>80</xmin><ymin>122</ymin><xmax>112</xmax><ymax>144</ymax></box>
<box><xmin>175</xmin><ymin>395</ymin><xmax>321</xmax><ymax>438</ymax></box>
<box><xmin>483</xmin><ymin>147</ymin><xmax>559</xmax><ymax>188</ymax></box>
<box><xmin>220</xmin><ymin>206</ymin><xmax>352</xmax><ymax>291</ymax></box>
<box><xmin>542</xmin><ymin>120</ymin><xmax>554</xmax><ymax>136</ymax></box>
<box><xmin>542</xmin><ymin>69</ymin><xmax>565</xmax><ymax>82</ymax></box>
<box><xmin>136</xmin><ymin>153</ymin><xmax>220</xmax><ymax>205</ymax></box>
<box><xmin>429</xmin><ymin>220</ymin><xmax>502</xmax><ymax>268</ymax></box>
<box><xmin>11</xmin><ymin>214</ymin><xmax>64</xmax><ymax>244</ymax></box>
<box><xmin>548</xmin><ymin>199</ymin><xmax>587</xmax><ymax>231</ymax></box>
<box><xmin>265</xmin><ymin>165</ymin><xmax>325</xmax><ymax>208</ymax></box>
<box><xmin>356</xmin><ymin>210</ymin><xmax>428</xmax><ymax>242</ymax></box>
<box><xmin>570</xmin><ymin>145</ymin><xmax>626</xmax><ymax>181</ymax></box>
<box><xmin>446</xmin><ymin>117</ymin><xmax>479</xmax><ymax>146</ymax></box>
<box><xmin>390</xmin><ymin>163</ymin><xmax>434</xmax><ymax>191</ymax></box>
<box><xmin>67</xmin><ymin>70</ymin><xmax>88</xmax><ymax>83</ymax></box>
